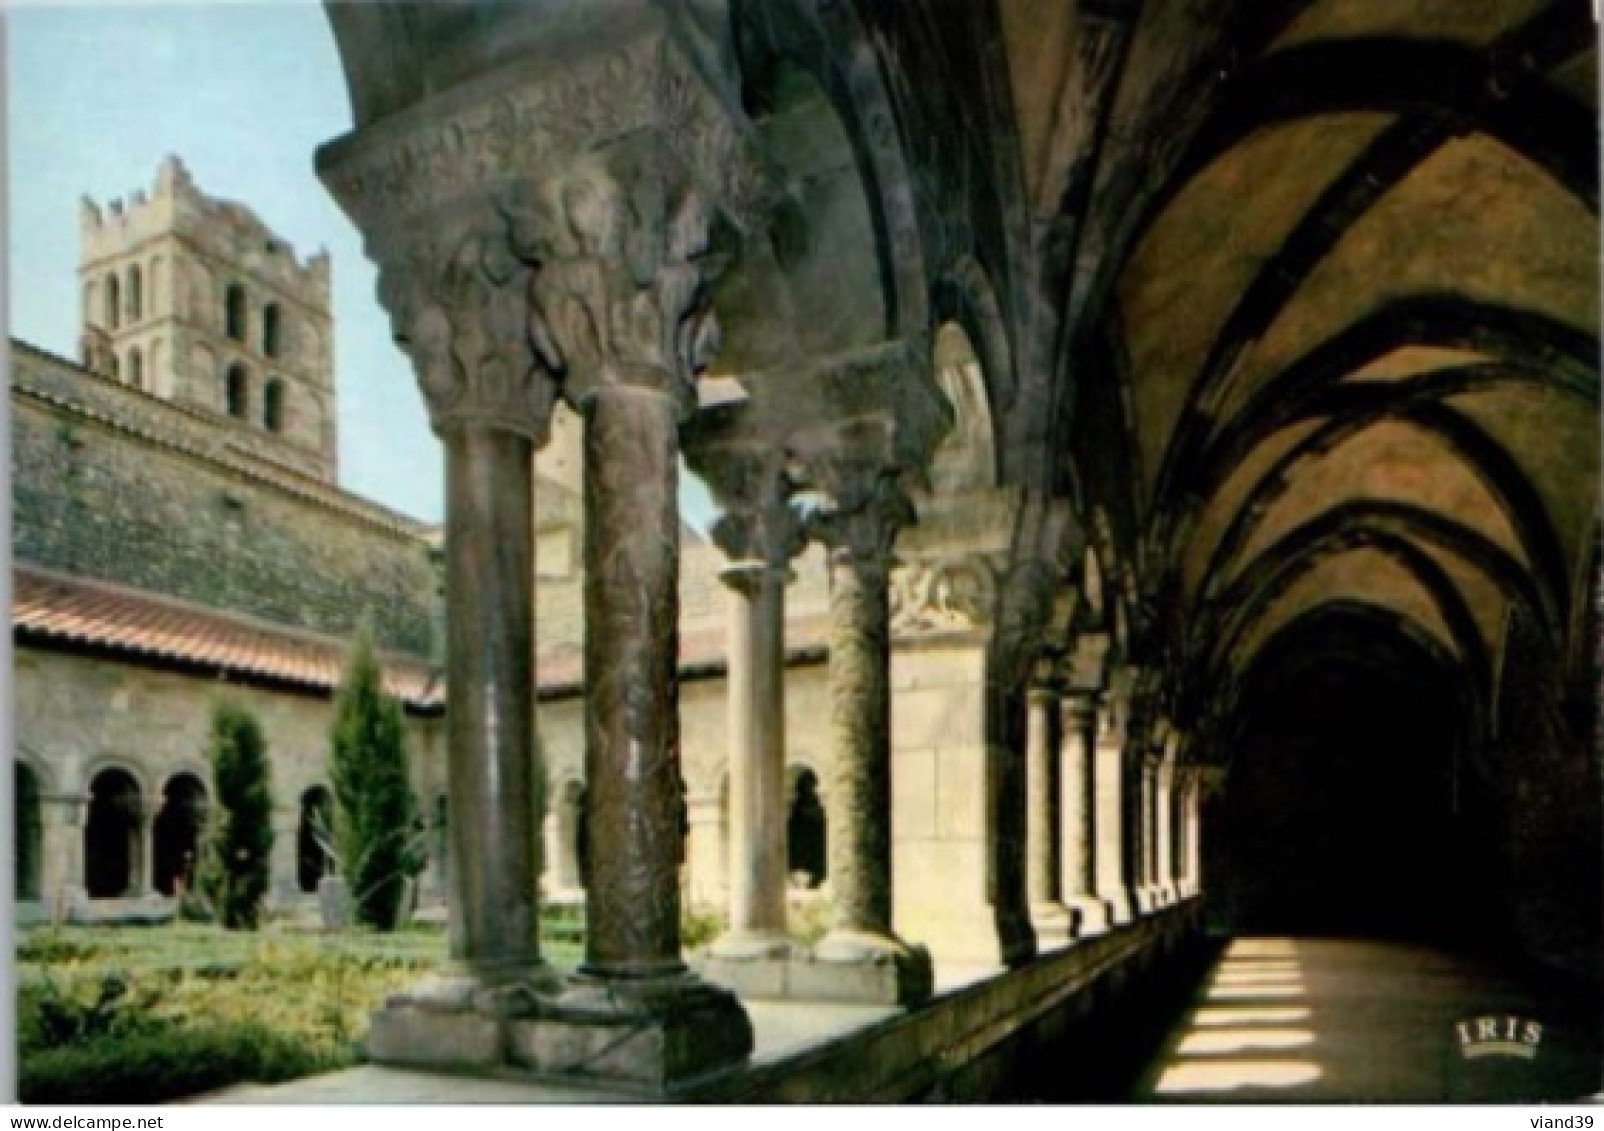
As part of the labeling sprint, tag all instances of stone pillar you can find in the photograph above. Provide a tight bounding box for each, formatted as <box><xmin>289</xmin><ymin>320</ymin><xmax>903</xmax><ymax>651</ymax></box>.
<box><xmin>708</xmin><ymin>457</ymin><xmax>805</xmax><ymax>960</ymax></box>
<box><xmin>807</xmin><ymin>463</ymin><xmax>932</xmax><ymax>1003</ymax></box>
<box><xmin>1178</xmin><ymin>768</ymin><xmax>1202</xmax><ymax>898</ymax></box>
<box><xmin>1154</xmin><ymin>749</ymin><xmax>1176</xmax><ymax>907</ymax></box>
<box><xmin>1093</xmin><ymin>700</ymin><xmax>1135</xmax><ymax>926</ymax></box>
<box><xmin>1134</xmin><ymin>755</ymin><xmax>1158</xmax><ymax>915</ymax></box>
<box><xmin>40</xmin><ymin>793</ymin><xmax>87</xmax><ymax>920</ymax></box>
<box><xmin>269</xmin><ymin>808</ymin><xmax>301</xmax><ymax>906</ymax></box>
<box><xmin>1061</xmin><ymin>692</ymin><xmax>1113</xmax><ymax>936</ymax></box>
<box><xmin>135</xmin><ymin>811</ymin><xmax>155</xmax><ymax>897</ymax></box>
<box><xmin>443</xmin><ymin>424</ymin><xmax>549</xmax><ymax>978</ymax></box>
<box><xmin>1025</xmin><ymin>686</ymin><xmax>1074</xmax><ymax>947</ymax></box>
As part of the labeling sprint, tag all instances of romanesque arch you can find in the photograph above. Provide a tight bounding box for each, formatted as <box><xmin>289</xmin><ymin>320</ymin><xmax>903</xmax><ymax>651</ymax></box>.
<box><xmin>153</xmin><ymin>772</ymin><xmax>208</xmax><ymax>897</ymax></box>
<box><xmin>84</xmin><ymin>765</ymin><xmax>143</xmax><ymax>899</ymax></box>
<box><xmin>297</xmin><ymin>785</ymin><xmax>335</xmax><ymax>894</ymax></box>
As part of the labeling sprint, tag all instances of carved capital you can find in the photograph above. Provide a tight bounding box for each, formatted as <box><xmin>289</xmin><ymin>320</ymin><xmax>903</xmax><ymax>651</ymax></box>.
<box><xmin>505</xmin><ymin>149</ymin><xmax>722</xmax><ymax>420</ymax></box>
<box><xmin>709</xmin><ymin>452</ymin><xmax>806</xmax><ymax>573</ymax></box>
<box><xmin>889</xmin><ymin>554</ymin><xmax>998</xmax><ymax>637</ymax></box>
<box><xmin>368</xmin><ymin>204</ymin><xmax>556</xmax><ymax>441</ymax></box>
<box><xmin>805</xmin><ymin>462</ymin><xmax>916</xmax><ymax>574</ymax></box>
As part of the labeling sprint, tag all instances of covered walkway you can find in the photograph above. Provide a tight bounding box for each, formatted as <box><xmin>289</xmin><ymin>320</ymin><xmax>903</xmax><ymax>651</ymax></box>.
<box><xmin>1137</xmin><ymin>937</ymin><xmax>1601</xmax><ymax>1103</ymax></box>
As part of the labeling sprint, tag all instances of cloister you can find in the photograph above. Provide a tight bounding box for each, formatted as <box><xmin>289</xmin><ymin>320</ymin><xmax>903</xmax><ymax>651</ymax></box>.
<box><xmin>17</xmin><ymin>0</ymin><xmax>1600</xmax><ymax>1104</ymax></box>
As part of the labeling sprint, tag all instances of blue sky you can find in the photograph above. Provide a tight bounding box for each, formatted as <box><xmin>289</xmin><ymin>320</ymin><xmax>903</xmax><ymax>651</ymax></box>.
<box><xmin>8</xmin><ymin>1</ymin><xmax>716</xmax><ymax>530</ymax></box>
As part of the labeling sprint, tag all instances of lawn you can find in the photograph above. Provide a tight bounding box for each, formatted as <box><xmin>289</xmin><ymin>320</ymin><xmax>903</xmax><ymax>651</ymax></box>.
<box><xmin>16</xmin><ymin>918</ymin><xmax>585</xmax><ymax>1104</ymax></box>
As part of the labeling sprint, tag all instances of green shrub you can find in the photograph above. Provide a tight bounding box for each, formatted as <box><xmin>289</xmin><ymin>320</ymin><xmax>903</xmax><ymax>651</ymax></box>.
<box><xmin>19</xmin><ymin>1021</ymin><xmax>343</xmax><ymax>1104</ymax></box>
<box><xmin>16</xmin><ymin>932</ymin><xmax>100</xmax><ymax>965</ymax></box>
<box><xmin>201</xmin><ymin>702</ymin><xmax>275</xmax><ymax>929</ymax></box>
<box><xmin>330</xmin><ymin>630</ymin><xmax>424</xmax><ymax>931</ymax></box>
<box><xmin>680</xmin><ymin>906</ymin><xmax>726</xmax><ymax>951</ymax></box>
<box><xmin>19</xmin><ymin>971</ymin><xmax>161</xmax><ymax>1054</ymax></box>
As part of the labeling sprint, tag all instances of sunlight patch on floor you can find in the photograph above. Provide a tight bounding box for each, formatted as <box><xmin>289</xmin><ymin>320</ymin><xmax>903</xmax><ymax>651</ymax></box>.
<box><xmin>1151</xmin><ymin>938</ymin><xmax>1323</xmax><ymax>1097</ymax></box>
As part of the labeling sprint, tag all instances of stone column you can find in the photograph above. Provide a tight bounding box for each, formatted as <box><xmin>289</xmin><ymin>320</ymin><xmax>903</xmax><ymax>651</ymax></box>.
<box><xmin>807</xmin><ymin>462</ymin><xmax>932</xmax><ymax>1002</ymax></box>
<box><xmin>332</xmin><ymin>200</ymin><xmax>562</xmax><ymax>1057</ymax></box>
<box><xmin>523</xmin><ymin>155</ymin><xmax>753</xmax><ymax>1073</ymax></box>
<box><xmin>1154</xmin><ymin>749</ymin><xmax>1176</xmax><ymax>907</ymax></box>
<box><xmin>1061</xmin><ymin>692</ymin><xmax>1113</xmax><ymax>935</ymax></box>
<box><xmin>709</xmin><ymin>458</ymin><xmax>805</xmax><ymax>959</ymax></box>
<box><xmin>1025</xmin><ymin>685</ymin><xmax>1074</xmax><ymax>947</ymax></box>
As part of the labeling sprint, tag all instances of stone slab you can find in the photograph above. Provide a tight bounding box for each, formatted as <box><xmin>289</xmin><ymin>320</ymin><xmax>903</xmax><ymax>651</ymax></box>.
<box><xmin>365</xmin><ymin>1005</ymin><xmax>504</xmax><ymax>1070</ymax></box>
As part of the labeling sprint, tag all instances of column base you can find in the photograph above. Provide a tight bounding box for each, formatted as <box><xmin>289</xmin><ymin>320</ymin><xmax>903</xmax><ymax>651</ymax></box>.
<box><xmin>1066</xmin><ymin>895</ymin><xmax>1113</xmax><ymax>937</ymax></box>
<box><xmin>1157</xmin><ymin>883</ymin><xmax>1178</xmax><ymax>907</ymax></box>
<box><xmin>1098</xmin><ymin>887</ymin><xmax>1136</xmax><ymax>925</ymax></box>
<box><xmin>508</xmin><ymin>973</ymin><xmax>753</xmax><ymax>1092</ymax></box>
<box><xmin>809</xmin><ymin>930</ymin><xmax>935</xmax><ymax>1005</ymax></box>
<box><xmin>366</xmin><ymin>960</ymin><xmax>564</xmax><ymax>1071</ymax></box>
<box><xmin>1134</xmin><ymin>885</ymin><xmax>1161</xmax><ymax>915</ymax></box>
<box><xmin>1029</xmin><ymin>901</ymin><xmax>1078</xmax><ymax>950</ymax></box>
<box><xmin>368</xmin><ymin>965</ymin><xmax>755</xmax><ymax>1094</ymax></box>
<box><xmin>707</xmin><ymin>928</ymin><xmax>794</xmax><ymax>961</ymax></box>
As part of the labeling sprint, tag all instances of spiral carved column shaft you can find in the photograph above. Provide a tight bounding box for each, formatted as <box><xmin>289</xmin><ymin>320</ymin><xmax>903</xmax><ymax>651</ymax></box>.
<box><xmin>580</xmin><ymin>385</ymin><xmax>687</xmax><ymax>981</ymax></box>
<box><xmin>826</xmin><ymin>547</ymin><xmax>896</xmax><ymax>937</ymax></box>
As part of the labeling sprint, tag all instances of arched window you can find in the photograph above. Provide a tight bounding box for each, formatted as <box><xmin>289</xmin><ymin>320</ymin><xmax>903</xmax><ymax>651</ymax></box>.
<box><xmin>105</xmin><ymin>274</ymin><xmax>121</xmax><ymax>331</ymax></box>
<box><xmin>226</xmin><ymin>364</ymin><xmax>249</xmax><ymax>419</ymax></box>
<box><xmin>224</xmin><ymin>284</ymin><xmax>247</xmax><ymax>342</ymax></box>
<box><xmin>108</xmin><ymin>351</ymin><xmax>120</xmax><ymax>380</ymax></box>
<box><xmin>786</xmin><ymin>767</ymin><xmax>827</xmax><ymax>889</ymax></box>
<box><xmin>128</xmin><ymin>348</ymin><xmax>144</xmax><ymax>390</ymax></box>
<box><xmin>15</xmin><ymin>764</ymin><xmax>41</xmax><ymax>901</ymax></box>
<box><xmin>126</xmin><ymin>264</ymin><xmax>143</xmax><ymax>322</ymax></box>
<box><xmin>85</xmin><ymin>768</ymin><xmax>143</xmax><ymax>898</ymax></box>
<box><xmin>263</xmin><ymin>378</ymin><xmax>285</xmax><ymax>433</ymax></box>
<box><xmin>262</xmin><ymin>303</ymin><xmax>281</xmax><ymax>358</ymax></box>
<box><xmin>153</xmin><ymin>774</ymin><xmax>208</xmax><ymax>897</ymax></box>
<box><xmin>297</xmin><ymin>786</ymin><xmax>335</xmax><ymax>893</ymax></box>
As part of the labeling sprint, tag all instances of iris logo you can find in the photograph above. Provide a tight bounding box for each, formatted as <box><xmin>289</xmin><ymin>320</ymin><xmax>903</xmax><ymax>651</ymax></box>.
<box><xmin>1456</xmin><ymin>1015</ymin><xmax>1543</xmax><ymax>1060</ymax></box>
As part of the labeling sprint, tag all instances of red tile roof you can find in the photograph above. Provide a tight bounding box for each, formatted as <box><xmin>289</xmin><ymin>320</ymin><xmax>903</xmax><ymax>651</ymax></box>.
<box><xmin>13</xmin><ymin>567</ymin><xmax>831</xmax><ymax>709</ymax></box>
<box><xmin>12</xmin><ymin>566</ymin><xmax>443</xmax><ymax>708</ymax></box>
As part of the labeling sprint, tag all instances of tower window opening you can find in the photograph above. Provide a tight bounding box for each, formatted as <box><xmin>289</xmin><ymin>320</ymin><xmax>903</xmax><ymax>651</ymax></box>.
<box><xmin>225</xmin><ymin>284</ymin><xmax>247</xmax><ymax>342</ymax></box>
<box><xmin>226</xmin><ymin>364</ymin><xmax>249</xmax><ymax>419</ymax></box>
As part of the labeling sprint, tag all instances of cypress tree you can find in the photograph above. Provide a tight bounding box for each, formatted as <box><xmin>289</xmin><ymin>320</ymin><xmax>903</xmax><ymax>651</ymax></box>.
<box><xmin>329</xmin><ymin>628</ymin><xmax>420</xmax><ymax>930</ymax></box>
<box><xmin>203</xmin><ymin>701</ymin><xmax>274</xmax><ymax>930</ymax></box>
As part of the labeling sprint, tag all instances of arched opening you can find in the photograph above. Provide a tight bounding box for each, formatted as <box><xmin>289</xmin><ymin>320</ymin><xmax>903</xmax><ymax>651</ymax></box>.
<box><xmin>224</xmin><ymin>283</ymin><xmax>247</xmax><ymax>342</ymax></box>
<box><xmin>263</xmin><ymin>377</ymin><xmax>285</xmax><ymax>432</ymax></box>
<box><xmin>104</xmin><ymin>273</ymin><xmax>120</xmax><ymax>331</ymax></box>
<box><xmin>128</xmin><ymin>347</ymin><xmax>144</xmax><ymax>390</ymax></box>
<box><xmin>1207</xmin><ymin>611</ymin><xmax>1476</xmax><ymax>941</ymax></box>
<box><xmin>126</xmin><ymin>263</ymin><xmax>143</xmax><ymax>322</ymax></box>
<box><xmin>153</xmin><ymin>773</ymin><xmax>208</xmax><ymax>897</ymax></box>
<box><xmin>297</xmin><ymin>785</ymin><xmax>335</xmax><ymax>893</ymax></box>
<box><xmin>15</xmin><ymin>763</ymin><xmax>42</xmax><ymax>901</ymax></box>
<box><xmin>927</xmin><ymin>320</ymin><xmax>998</xmax><ymax>493</ymax></box>
<box><xmin>83</xmin><ymin>281</ymin><xmax>98</xmax><ymax>329</ymax></box>
<box><xmin>785</xmin><ymin>766</ymin><xmax>826</xmax><ymax>889</ymax></box>
<box><xmin>551</xmin><ymin>780</ymin><xmax>586</xmax><ymax>891</ymax></box>
<box><xmin>85</xmin><ymin>767</ymin><xmax>142</xmax><ymax>899</ymax></box>
<box><xmin>262</xmin><ymin>303</ymin><xmax>281</xmax><ymax>358</ymax></box>
<box><xmin>226</xmin><ymin>363</ymin><xmax>249</xmax><ymax>419</ymax></box>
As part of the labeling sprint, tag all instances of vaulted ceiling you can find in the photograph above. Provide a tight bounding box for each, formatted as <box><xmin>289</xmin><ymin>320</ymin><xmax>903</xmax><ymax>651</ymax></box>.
<box><xmin>1058</xmin><ymin>0</ymin><xmax>1598</xmax><ymax>746</ymax></box>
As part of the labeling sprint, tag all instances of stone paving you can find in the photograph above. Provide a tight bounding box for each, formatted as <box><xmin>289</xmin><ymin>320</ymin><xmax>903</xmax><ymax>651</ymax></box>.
<box><xmin>1136</xmin><ymin>937</ymin><xmax>1603</xmax><ymax>1103</ymax></box>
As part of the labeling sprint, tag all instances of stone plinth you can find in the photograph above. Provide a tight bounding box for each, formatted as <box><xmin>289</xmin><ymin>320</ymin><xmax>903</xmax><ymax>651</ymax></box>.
<box><xmin>699</xmin><ymin>943</ymin><xmax>933</xmax><ymax>1006</ymax></box>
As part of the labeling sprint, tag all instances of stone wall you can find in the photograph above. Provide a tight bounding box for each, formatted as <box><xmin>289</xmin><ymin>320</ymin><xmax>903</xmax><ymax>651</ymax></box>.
<box><xmin>13</xmin><ymin>646</ymin><xmax>445</xmax><ymax>907</ymax></box>
<box><xmin>12</xmin><ymin>344</ymin><xmax>439</xmax><ymax>655</ymax></box>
